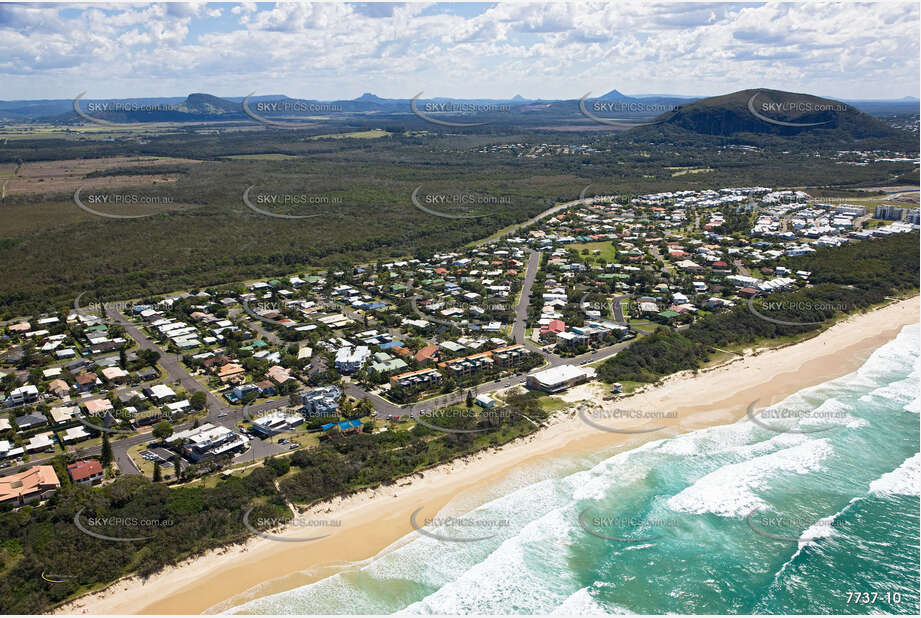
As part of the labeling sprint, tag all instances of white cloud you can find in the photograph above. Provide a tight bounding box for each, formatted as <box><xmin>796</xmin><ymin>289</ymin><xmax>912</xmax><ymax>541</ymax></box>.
<box><xmin>0</xmin><ymin>1</ymin><xmax>916</xmax><ymax>100</ymax></box>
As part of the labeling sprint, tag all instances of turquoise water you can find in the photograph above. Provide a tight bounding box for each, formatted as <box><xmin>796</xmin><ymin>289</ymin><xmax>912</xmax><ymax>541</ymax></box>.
<box><xmin>228</xmin><ymin>324</ymin><xmax>920</xmax><ymax>615</ymax></box>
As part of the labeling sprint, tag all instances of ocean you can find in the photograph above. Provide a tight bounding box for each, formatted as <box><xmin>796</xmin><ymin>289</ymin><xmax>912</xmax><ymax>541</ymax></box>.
<box><xmin>227</xmin><ymin>324</ymin><xmax>920</xmax><ymax>615</ymax></box>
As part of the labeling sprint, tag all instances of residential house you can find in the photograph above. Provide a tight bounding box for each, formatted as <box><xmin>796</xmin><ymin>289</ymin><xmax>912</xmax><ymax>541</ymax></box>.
<box><xmin>101</xmin><ymin>366</ymin><xmax>129</xmax><ymax>385</ymax></box>
<box><xmin>217</xmin><ymin>363</ymin><xmax>246</xmax><ymax>384</ymax></box>
<box><xmin>48</xmin><ymin>379</ymin><xmax>70</xmax><ymax>399</ymax></box>
<box><xmin>300</xmin><ymin>385</ymin><xmax>341</xmax><ymax>418</ymax></box>
<box><xmin>540</xmin><ymin>319</ymin><xmax>566</xmax><ymax>341</ymax></box>
<box><xmin>334</xmin><ymin>346</ymin><xmax>370</xmax><ymax>374</ymax></box>
<box><xmin>226</xmin><ymin>383</ymin><xmax>260</xmax><ymax>404</ymax></box>
<box><xmin>0</xmin><ymin>465</ymin><xmax>60</xmax><ymax>506</ymax></box>
<box><xmin>61</xmin><ymin>426</ymin><xmax>92</xmax><ymax>444</ymax></box>
<box><xmin>50</xmin><ymin>405</ymin><xmax>78</xmax><ymax>424</ymax></box>
<box><xmin>67</xmin><ymin>459</ymin><xmax>104</xmax><ymax>485</ymax></box>
<box><xmin>84</xmin><ymin>398</ymin><xmax>114</xmax><ymax>416</ymax></box>
<box><xmin>414</xmin><ymin>344</ymin><xmax>439</xmax><ymax>365</ymax></box>
<box><xmin>144</xmin><ymin>384</ymin><xmax>177</xmax><ymax>403</ymax></box>
<box><xmin>75</xmin><ymin>373</ymin><xmax>99</xmax><ymax>393</ymax></box>
<box><xmin>26</xmin><ymin>432</ymin><xmax>55</xmax><ymax>453</ymax></box>
<box><xmin>266</xmin><ymin>365</ymin><xmax>293</xmax><ymax>385</ymax></box>
<box><xmin>15</xmin><ymin>412</ymin><xmax>47</xmax><ymax>431</ymax></box>
<box><xmin>6</xmin><ymin>385</ymin><xmax>39</xmax><ymax>407</ymax></box>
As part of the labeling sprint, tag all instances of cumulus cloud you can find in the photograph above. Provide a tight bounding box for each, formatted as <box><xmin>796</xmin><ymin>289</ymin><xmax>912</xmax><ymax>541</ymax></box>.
<box><xmin>0</xmin><ymin>1</ymin><xmax>916</xmax><ymax>100</ymax></box>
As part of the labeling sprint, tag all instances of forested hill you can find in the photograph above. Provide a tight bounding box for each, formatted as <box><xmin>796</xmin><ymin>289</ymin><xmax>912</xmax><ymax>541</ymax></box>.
<box><xmin>639</xmin><ymin>89</ymin><xmax>913</xmax><ymax>148</ymax></box>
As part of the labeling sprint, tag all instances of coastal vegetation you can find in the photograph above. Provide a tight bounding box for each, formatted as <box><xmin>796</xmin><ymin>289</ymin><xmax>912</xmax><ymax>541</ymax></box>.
<box><xmin>0</xmin><ymin>392</ymin><xmax>549</xmax><ymax>614</ymax></box>
<box><xmin>598</xmin><ymin>233</ymin><xmax>920</xmax><ymax>383</ymax></box>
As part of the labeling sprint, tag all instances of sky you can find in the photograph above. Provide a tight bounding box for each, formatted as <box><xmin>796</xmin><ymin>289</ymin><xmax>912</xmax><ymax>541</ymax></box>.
<box><xmin>1</xmin><ymin>1</ymin><xmax>918</xmax><ymax>101</ymax></box>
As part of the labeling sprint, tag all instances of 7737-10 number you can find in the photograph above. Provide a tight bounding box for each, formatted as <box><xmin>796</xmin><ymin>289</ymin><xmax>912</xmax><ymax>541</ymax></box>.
<box><xmin>845</xmin><ymin>592</ymin><xmax>901</xmax><ymax>604</ymax></box>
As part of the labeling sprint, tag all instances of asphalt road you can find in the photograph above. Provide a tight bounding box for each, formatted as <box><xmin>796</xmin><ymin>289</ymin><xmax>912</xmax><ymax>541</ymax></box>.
<box><xmin>512</xmin><ymin>250</ymin><xmax>541</xmax><ymax>348</ymax></box>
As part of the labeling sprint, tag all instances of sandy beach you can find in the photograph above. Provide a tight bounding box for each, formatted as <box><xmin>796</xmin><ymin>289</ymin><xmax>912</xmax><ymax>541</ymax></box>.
<box><xmin>58</xmin><ymin>296</ymin><xmax>920</xmax><ymax>615</ymax></box>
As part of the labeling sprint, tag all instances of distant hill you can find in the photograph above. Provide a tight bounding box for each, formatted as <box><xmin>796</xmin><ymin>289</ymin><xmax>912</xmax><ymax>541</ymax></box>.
<box><xmin>4</xmin><ymin>88</ymin><xmax>912</xmax><ymax>132</ymax></box>
<box><xmin>353</xmin><ymin>92</ymin><xmax>388</xmax><ymax>102</ymax></box>
<box><xmin>181</xmin><ymin>93</ymin><xmax>239</xmax><ymax>114</ymax></box>
<box><xmin>652</xmin><ymin>88</ymin><xmax>902</xmax><ymax>139</ymax></box>
<box><xmin>596</xmin><ymin>89</ymin><xmax>634</xmax><ymax>101</ymax></box>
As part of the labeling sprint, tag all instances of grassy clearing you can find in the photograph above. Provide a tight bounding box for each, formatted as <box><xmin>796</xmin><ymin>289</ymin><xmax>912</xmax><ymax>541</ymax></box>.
<box><xmin>309</xmin><ymin>129</ymin><xmax>390</xmax><ymax>140</ymax></box>
<box><xmin>222</xmin><ymin>153</ymin><xmax>300</xmax><ymax>161</ymax></box>
<box><xmin>616</xmin><ymin>380</ymin><xmax>646</xmax><ymax>393</ymax></box>
<box><xmin>569</xmin><ymin>241</ymin><xmax>617</xmax><ymax>262</ymax></box>
<box><xmin>667</xmin><ymin>167</ymin><xmax>714</xmax><ymax>176</ymax></box>
<box><xmin>536</xmin><ymin>395</ymin><xmax>570</xmax><ymax>412</ymax></box>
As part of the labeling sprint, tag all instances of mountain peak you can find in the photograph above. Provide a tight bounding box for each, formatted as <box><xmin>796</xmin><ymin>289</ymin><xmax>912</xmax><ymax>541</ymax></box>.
<box><xmin>597</xmin><ymin>89</ymin><xmax>632</xmax><ymax>101</ymax></box>
<box><xmin>651</xmin><ymin>88</ymin><xmax>898</xmax><ymax>138</ymax></box>
<box><xmin>183</xmin><ymin>93</ymin><xmax>238</xmax><ymax>114</ymax></box>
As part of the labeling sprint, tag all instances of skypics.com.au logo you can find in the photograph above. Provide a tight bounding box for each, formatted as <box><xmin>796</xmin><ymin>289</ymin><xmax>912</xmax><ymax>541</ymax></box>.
<box><xmin>242</xmin><ymin>93</ymin><xmax>342</xmax><ymax>129</ymax></box>
<box><xmin>747</xmin><ymin>291</ymin><xmax>851</xmax><ymax>327</ymax></box>
<box><xmin>242</xmin><ymin>185</ymin><xmax>344</xmax><ymax>220</ymax></box>
<box><xmin>410</xmin><ymin>186</ymin><xmax>511</xmax><ymax>219</ymax></box>
<box><xmin>240</xmin><ymin>298</ymin><xmax>301</xmax><ymax>327</ymax></box>
<box><xmin>414</xmin><ymin>406</ymin><xmax>516</xmax><ymax>434</ymax></box>
<box><xmin>73</xmin><ymin>92</ymin><xmax>181</xmax><ymax>125</ymax></box>
<box><xmin>577</xmin><ymin>403</ymin><xmax>675</xmax><ymax>434</ymax></box>
<box><xmin>579</xmin><ymin>93</ymin><xmax>673</xmax><ymax>128</ymax></box>
<box><xmin>745</xmin><ymin>399</ymin><xmax>847</xmax><ymax>435</ymax></box>
<box><xmin>411</xmin><ymin>92</ymin><xmax>511</xmax><ymax>127</ymax></box>
<box><xmin>73</xmin><ymin>187</ymin><xmax>176</xmax><ymax>219</ymax></box>
<box><xmin>746</xmin><ymin>90</ymin><xmax>845</xmax><ymax>127</ymax></box>
<box><xmin>746</xmin><ymin>509</ymin><xmax>846</xmax><ymax>543</ymax></box>
<box><xmin>409</xmin><ymin>506</ymin><xmax>511</xmax><ymax>542</ymax></box>
<box><xmin>241</xmin><ymin>507</ymin><xmax>340</xmax><ymax>543</ymax></box>
<box><xmin>72</xmin><ymin>292</ymin><xmax>134</xmax><ymax>327</ymax></box>
<box><xmin>578</xmin><ymin>508</ymin><xmax>678</xmax><ymax>543</ymax></box>
<box><xmin>74</xmin><ymin>508</ymin><xmax>174</xmax><ymax>542</ymax></box>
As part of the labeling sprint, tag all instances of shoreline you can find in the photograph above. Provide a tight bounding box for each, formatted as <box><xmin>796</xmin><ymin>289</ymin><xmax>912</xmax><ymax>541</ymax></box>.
<box><xmin>57</xmin><ymin>296</ymin><xmax>920</xmax><ymax>615</ymax></box>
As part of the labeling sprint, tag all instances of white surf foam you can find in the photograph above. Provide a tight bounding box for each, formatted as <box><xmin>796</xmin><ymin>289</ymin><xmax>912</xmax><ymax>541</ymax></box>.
<box><xmin>869</xmin><ymin>453</ymin><xmax>921</xmax><ymax>497</ymax></box>
<box><xmin>550</xmin><ymin>586</ymin><xmax>629</xmax><ymax>615</ymax></box>
<box><xmin>666</xmin><ymin>439</ymin><xmax>834</xmax><ymax>517</ymax></box>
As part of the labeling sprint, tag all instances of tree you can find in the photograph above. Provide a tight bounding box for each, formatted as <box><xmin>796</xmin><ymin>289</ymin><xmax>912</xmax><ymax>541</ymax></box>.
<box><xmin>152</xmin><ymin>420</ymin><xmax>173</xmax><ymax>441</ymax></box>
<box><xmin>101</xmin><ymin>433</ymin><xmax>113</xmax><ymax>468</ymax></box>
<box><xmin>465</xmin><ymin>389</ymin><xmax>474</xmax><ymax>408</ymax></box>
<box><xmin>138</xmin><ymin>348</ymin><xmax>161</xmax><ymax>368</ymax></box>
<box><xmin>173</xmin><ymin>454</ymin><xmax>182</xmax><ymax>480</ymax></box>
<box><xmin>152</xmin><ymin>461</ymin><xmax>162</xmax><ymax>482</ymax></box>
<box><xmin>189</xmin><ymin>391</ymin><xmax>207</xmax><ymax>411</ymax></box>
<box><xmin>340</xmin><ymin>398</ymin><xmax>357</xmax><ymax>419</ymax></box>
<box><xmin>357</xmin><ymin>397</ymin><xmax>374</xmax><ymax>417</ymax></box>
